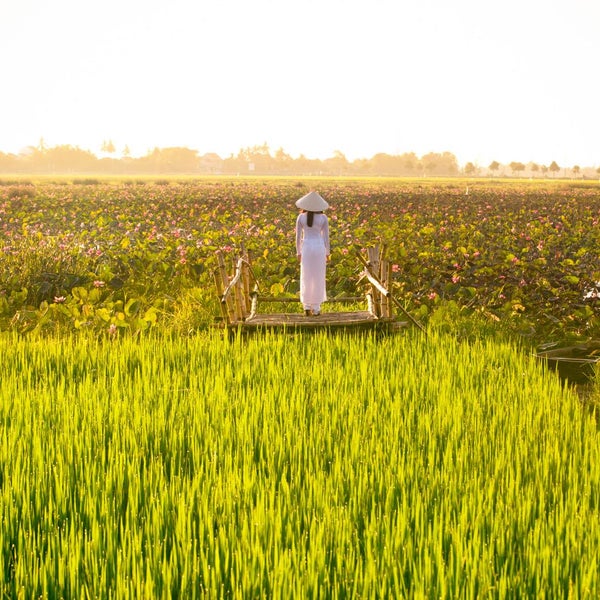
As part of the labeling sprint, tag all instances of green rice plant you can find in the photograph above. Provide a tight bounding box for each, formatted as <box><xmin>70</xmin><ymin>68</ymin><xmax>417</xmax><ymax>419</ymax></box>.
<box><xmin>0</xmin><ymin>329</ymin><xmax>599</xmax><ymax>598</ymax></box>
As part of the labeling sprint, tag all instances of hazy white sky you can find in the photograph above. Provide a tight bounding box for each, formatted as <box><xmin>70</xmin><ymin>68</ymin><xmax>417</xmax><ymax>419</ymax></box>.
<box><xmin>1</xmin><ymin>0</ymin><xmax>598</xmax><ymax>167</ymax></box>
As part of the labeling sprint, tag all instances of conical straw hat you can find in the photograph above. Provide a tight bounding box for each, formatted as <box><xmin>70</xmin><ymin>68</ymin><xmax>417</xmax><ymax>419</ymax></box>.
<box><xmin>295</xmin><ymin>191</ymin><xmax>329</xmax><ymax>211</ymax></box>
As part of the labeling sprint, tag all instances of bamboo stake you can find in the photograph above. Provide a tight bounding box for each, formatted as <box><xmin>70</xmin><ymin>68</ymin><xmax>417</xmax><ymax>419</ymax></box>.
<box><xmin>380</xmin><ymin>244</ymin><xmax>390</xmax><ymax>317</ymax></box>
<box><xmin>217</xmin><ymin>251</ymin><xmax>236</xmax><ymax>324</ymax></box>
<box><xmin>223</xmin><ymin>256</ymin><xmax>245</xmax><ymax>321</ymax></box>
<box><xmin>213</xmin><ymin>268</ymin><xmax>229</xmax><ymax>323</ymax></box>
<box><xmin>366</xmin><ymin>246</ymin><xmax>382</xmax><ymax>317</ymax></box>
<box><xmin>381</xmin><ymin>259</ymin><xmax>393</xmax><ymax>319</ymax></box>
<box><xmin>234</xmin><ymin>277</ymin><xmax>245</xmax><ymax>321</ymax></box>
<box><xmin>366</xmin><ymin>293</ymin><xmax>375</xmax><ymax>316</ymax></box>
<box><xmin>387</xmin><ymin>260</ymin><xmax>394</xmax><ymax>319</ymax></box>
<box><xmin>389</xmin><ymin>294</ymin><xmax>427</xmax><ymax>334</ymax></box>
<box><xmin>249</xmin><ymin>288</ymin><xmax>259</xmax><ymax>319</ymax></box>
<box><xmin>241</xmin><ymin>244</ymin><xmax>252</xmax><ymax>314</ymax></box>
<box><xmin>379</xmin><ymin>243</ymin><xmax>391</xmax><ymax>317</ymax></box>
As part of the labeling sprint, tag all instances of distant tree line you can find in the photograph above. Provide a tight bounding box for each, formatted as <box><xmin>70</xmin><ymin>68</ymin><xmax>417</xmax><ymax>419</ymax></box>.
<box><xmin>0</xmin><ymin>142</ymin><xmax>597</xmax><ymax>178</ymax></box>
<box><xmin>0</xmin><ymin>143</ymin><xmax>457</xmax><ymax>177</ymax></box>
<box><xmin>463</xmin><ymin>159</ymin><xmax>599</xmax><ymax>179</ymax></box>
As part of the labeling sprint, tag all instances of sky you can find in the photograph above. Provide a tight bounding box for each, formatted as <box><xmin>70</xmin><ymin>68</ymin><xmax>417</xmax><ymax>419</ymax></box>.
<box><xmin>1</xmin><ymin>0</ymin><xmax>599</xmax><ymax>168</ymax></box>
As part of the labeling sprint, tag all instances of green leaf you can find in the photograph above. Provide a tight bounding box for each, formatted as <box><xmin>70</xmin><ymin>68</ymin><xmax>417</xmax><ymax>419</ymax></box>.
<box><xmin>143</xmin><ymin>307</ymin><xmax>158</xmax><ymax>324</ymax></box>
<box><xmin>72</xmin><ymin>286</ymin><xmax>88</xmax><ymax>301</ymax></box>
<box><xmin>96</xmin><ymin>308</ymin><xmax>112</xmax><ymax>322</ymax></box>
<box><xmin>88</xmin><ymin>288</ymin><xmax>102</xmax><ymax>304</ymax></box>
<box><xmin>125</xmin><ymin>298</ymin><xmax>141</xmax><ymax>317</ymax></box>
<box><xmin>108</xmin><ymin>277</ymin><xmax>125</xmax><ymax>290</ymax></box>
<box><xmin>269</xmin><ymin>282</ymin><xmax>284</xmax><ymax>296</ymax></box>
<box><xmin>0</xmin><ymin>296</ymin><xmax>9</xmax><ymax>315</ymax></box>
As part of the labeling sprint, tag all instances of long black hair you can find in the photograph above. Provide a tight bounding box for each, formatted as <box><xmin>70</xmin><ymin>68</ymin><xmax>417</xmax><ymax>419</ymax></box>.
<box><xmin>306</xmin><ymin>210</ymin><xmax>323</xmax><ymax>227</ymax></box>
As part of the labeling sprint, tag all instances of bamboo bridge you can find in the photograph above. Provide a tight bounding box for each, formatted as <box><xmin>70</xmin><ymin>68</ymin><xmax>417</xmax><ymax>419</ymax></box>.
<box><xmin>214</xmin><ymin>244</ymin><xmax>425</xmax><ymax>334</ymax></box>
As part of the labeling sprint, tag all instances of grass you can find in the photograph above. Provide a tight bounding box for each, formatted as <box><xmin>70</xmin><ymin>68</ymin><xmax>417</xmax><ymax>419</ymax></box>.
<box><xmin>1</xmin><ymin>329</ymin><xmax>599</xmax><ymax>598</ymax></box>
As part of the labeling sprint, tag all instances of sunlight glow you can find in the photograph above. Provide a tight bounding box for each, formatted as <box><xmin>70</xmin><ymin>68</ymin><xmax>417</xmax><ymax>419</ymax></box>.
<box><xmin>1</xmin><ymin>0</ymin><xmax>598</xmax><ymax>167</ymax></box>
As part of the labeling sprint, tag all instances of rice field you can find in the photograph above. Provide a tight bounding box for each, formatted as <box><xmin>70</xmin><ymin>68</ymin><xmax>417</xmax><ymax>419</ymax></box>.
<box><xmin>1</xmin><ymin>329</ymin><xmax>599</xmax><ymax>598</ymax></box>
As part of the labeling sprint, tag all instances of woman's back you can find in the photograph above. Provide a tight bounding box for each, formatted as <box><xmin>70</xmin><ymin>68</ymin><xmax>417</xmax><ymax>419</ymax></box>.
<box><xmin>298</xmin><ymin>212</ymin><xmax>328</xmax><ymax>240</ymax></box>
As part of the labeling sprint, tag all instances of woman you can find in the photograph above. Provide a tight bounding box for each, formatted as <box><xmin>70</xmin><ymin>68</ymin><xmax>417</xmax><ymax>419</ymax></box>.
<box><xmin>295</xmin><ymin>191</ymin><xmax>330</xmax><ymax>316</ymax></box>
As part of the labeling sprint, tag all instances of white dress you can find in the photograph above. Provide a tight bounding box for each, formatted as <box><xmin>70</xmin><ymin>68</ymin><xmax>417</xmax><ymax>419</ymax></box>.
<box><xmin>295</xmin><ymin>212</ymin><xmax>330</xmax><ymax>311</ymax></box>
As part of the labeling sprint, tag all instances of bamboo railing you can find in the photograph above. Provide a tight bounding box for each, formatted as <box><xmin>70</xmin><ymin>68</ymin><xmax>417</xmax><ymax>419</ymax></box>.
<box><xmin>214</xmin><ymin>243</ymin><xmax>424</xmax><ymax>333</ymax></box>
<box><xmin>214</xmin><ymin>245</ymin><xmax>255</xmax><ymax>324</ymax></box>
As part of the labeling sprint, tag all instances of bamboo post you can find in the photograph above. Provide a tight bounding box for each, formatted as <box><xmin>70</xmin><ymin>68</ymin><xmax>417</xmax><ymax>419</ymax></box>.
<box><xmin>380</xmin><ymin>245</ymin><xmax>390</xmax><ymax>318</ymax></box>
<box><xmin>368</xmin><ymin>246</ymin><xmax>380</xmax><ymax>271</ymax></box>
<box><xmin>380</xmin><ymin>263</ymin><xmax>388</xmax><ymax>318</ymax></box>
<box><xmin>223</xmin><ymin>256</ymin><xmax>245</xmax><ymax>322</ymax></box>
<box><xmin>213</xmin><ymin>267</ymin><xmax>229</xmax><ymax>323</ymax></box>
<box><xmin>384</xmin><ymin>259</ymin><xmax>393</xmax><ymax>319</ymax></box>
<box><xmin>366</xmin><ymin>292</ymin><xmax>375</xmax><ymax>316</ymax></box>
<box><xmin>219</xmin><ymin>255</ymin><xmax>246</xmax><ymax>322</ymax></box>
<box><xmin>216</xmin><ymin>250</ymin><xmax>237</xmax><ymax>324</ymax></box>
<box><xmin>240</xmin><ymin>244</ymin><xmax>252</xmax><ymax>314</ymax></box>
<box><xmin>367</xmin><ymin>246</ymin><xmax>381</xmax><ymax>317</ymax></box>
<box><xmin>233</xmin><ymin>267</ymin><xmax>246</xmax><ymax>321</ymax></box>
<box><xmin>219</xmin><ymin>254</ymin><xmax>238</xmax><ymax>323</ymax></box>
<box><xmin>249</xmin><ymin>286</ymin><xmax>259</xmax><ymax>319</ymax></box>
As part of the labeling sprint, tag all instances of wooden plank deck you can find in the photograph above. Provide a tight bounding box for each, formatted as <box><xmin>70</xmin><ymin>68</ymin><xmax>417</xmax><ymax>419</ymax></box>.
<box><xmin>230</xmin><ymin>310</ymin><xmax>407</xmax><ymax>333</ymax></box>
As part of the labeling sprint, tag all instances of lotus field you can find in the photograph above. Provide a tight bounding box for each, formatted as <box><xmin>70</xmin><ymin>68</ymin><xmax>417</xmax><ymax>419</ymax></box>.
<box><xmin>2</xmin><ymin>177</ymin><xmax>600</xmax><ymax>339</ymax></box>
<box><xmin>1</xmin><ymin>177</ymin><xmax>600</xmax><ymax>597</ymax></box>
